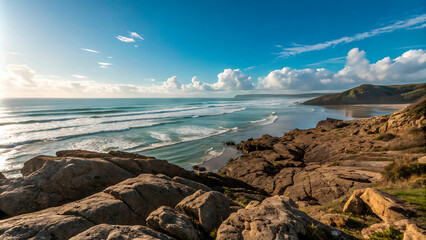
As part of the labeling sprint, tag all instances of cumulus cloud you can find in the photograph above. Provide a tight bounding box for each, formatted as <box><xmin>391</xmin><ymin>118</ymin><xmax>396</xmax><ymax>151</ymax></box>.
<box><xmin>212</xmin><ymin>69</ymin><xmax>254</xmax><ymax>90</ymax></box>
<box><xmin>259</xmin><ymin>67</ymin><xmax>333</xmax><ymax>90</ymax></box>
<box><xmin>278</xmin><ymin>14</ymin><xmax>426</xmax><ymax>57</ymax></box>
<box><xmin>259</xmin><ymin>48</ymin><xmax>426</xmax><ymax>90</ymax></box>
<box><xmin>0</xmin><ymin>66</ymin><xmax>252</xmax><ymax>98</ymax></box>
<box><xmin>81</xmin><ymin>48</ymin><xmax>100</xmax><ymax>53</ymax></box>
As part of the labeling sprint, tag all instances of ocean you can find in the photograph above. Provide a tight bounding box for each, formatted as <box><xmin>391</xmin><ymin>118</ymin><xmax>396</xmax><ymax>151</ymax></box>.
<box><xmin>0</xmin><ymin>97</ymin><xmax>401</xmax><ymax>178</ymax></box>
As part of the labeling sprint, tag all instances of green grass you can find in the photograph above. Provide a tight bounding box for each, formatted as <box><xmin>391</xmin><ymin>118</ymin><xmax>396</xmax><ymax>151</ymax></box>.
<box><xmin>391</xmin><ymin>188</ymin><xmax>426</xmax><ymax>209</ymax></box>
<box><xmin>369</xmin><ymin>226</ymin><xmax>403</xmax><ymax>240</ymax></box>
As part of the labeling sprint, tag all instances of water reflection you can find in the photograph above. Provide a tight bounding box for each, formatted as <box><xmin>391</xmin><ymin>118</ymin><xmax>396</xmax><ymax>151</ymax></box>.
<box><xmin>321</xmin><ymin>104</ymin><xmax>409</xmax><ymax>118</ymax></box>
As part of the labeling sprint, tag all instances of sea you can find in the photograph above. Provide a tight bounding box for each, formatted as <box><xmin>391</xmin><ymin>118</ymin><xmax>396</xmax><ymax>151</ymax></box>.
<box><xmin>0</xmin><ymin>97</ymin><xmax>403</xmax><ymax>178</ymax></box>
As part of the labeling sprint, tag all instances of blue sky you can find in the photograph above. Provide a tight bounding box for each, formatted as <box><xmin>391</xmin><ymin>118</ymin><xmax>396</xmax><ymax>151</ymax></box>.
<box><xmin>0</xmin><ymin>0</ymin><xmax>425</xmax><ymax>97</ymax></box>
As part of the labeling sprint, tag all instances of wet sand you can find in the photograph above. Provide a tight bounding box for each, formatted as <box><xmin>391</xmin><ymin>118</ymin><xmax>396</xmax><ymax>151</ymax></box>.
<box><xmin>196</xmin><ymin>146</ymin><xmax>242</xmax><ymax>172</ymax></box>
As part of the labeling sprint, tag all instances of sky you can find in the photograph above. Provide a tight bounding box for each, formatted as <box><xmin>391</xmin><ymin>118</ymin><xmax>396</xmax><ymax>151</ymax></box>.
<box><xmin>0</xmin><ymin>0</ymin><xmax>425</xmax><ymax>98</ymax></box>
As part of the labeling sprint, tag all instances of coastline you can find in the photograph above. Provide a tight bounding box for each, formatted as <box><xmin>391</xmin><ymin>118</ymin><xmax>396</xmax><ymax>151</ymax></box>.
<box><xmin>193</xmin><ymin>146</ymin><xmax>243</xmax><ymax>172</ymax></box>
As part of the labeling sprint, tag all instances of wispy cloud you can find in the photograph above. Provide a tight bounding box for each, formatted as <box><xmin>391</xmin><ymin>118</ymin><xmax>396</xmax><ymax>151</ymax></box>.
<box><xmin>244</xmin><ymin>66</ymin><xmax>256</xmax><ymax>70</ymax></box>
<box><xmin>129</xmin><ymin>32</ymin><xmax>144</xmax><ymax>40</ymax></box>
<box><xmin>278</xmin><ymin>14</ymin><xmax>426</xmax><ymax>58</ymax></box>
<box><xmin>116</xmin><ymin>35</ymin><xmax>135</xmax><ymax>43</ymax></box>
<box><xmin>98</xmin><ymin>62</ymin><xmax>112</xmax><ymax>68</ymax></box>
<box><xmin>408</xmin><ymin>23</ymin><xmax>426</xmax><ymax>30</ymax></box>
<box><xmin>116</xmin><ymin>31</ymin><xmax>144</xmax><ymax>47</ymax></box>
<box><xmin>107</xmin><ymin>56</ymin><xmax>113</xmax><ymax>59</ymax></box>
<box><xmin>72</xmin><ymin>74</ymin><xmax>87</xmax><ymax>79</ymax></box>
<box><xmin>395</xmin><ymin>44</ymin><xmax>426</xmax><ymax>50</ymax></box>
<box><xmin>81</xmin><ymin>48</ymin><xmax>100</xmax><ymax>53</ymax></box>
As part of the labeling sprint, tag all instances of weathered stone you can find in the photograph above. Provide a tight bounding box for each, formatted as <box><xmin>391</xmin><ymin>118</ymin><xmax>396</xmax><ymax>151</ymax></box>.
<box><xmin>70</xmin><ymin>224</ymin><xmax>173</xmax><ymax>240</ymax></box>
<box><xmin>172</xmin><ymin>176</ymin><xmax>212</xmax><ymax>192</ymax></box>
<box><xmin>360</xmin><ymin>188</ymin><xmax>411</xmax><ymax>222</ymax></box>
<box><xmin>0</xmin><ymin>172</ymin><xmax>5</xmax><ymax>180</ymax></box>
<box><xmin>0</xmin><ymin>173</ymin><xmax>202</xmax><ymax>239</ymax></box>
<box><xmin>146</xmin><ymin>206</ymin><xmax>198</xmax><ymax>240</ymax></box>
<box><xmin>343</xmin><ymin>189</ymin><xmax>366</xmax><ymax>215</ymax></box>
<box><xmin>176</xmin><ymin>190</ymin><xmax>241</xmax><ymax>233</ymax></box>
<box><xmin>320</xmin><ymin>214</ymin><xmax>351</xmax><ymax>228</ymax></box>
<box><xmin>404</xmin><ymin>224</ymin><xmax>426</xmax><ymax>240</ymax></box>
<box><xmin>216</xmin><ymin>195</ymin><xmax>348</xmax><ymax>240</ymax></box>
<box><xmin>361</xmin><ymin>219</ymin><xmax>411</xmax><ymax>238</ymax></box>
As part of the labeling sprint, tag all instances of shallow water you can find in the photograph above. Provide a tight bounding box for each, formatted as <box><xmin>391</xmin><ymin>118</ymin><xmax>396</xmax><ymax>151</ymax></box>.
<box><xmin>0</xmin><ymin>98</ymin><xmax>402</xmax><ymax>177</ymax></box>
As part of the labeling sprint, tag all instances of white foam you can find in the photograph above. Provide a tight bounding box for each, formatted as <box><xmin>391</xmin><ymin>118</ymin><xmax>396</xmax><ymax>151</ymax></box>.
<box><xmin>150</xmin><ymin>131</ymin><xmax>171</xmax><ymax>142</ymax></box>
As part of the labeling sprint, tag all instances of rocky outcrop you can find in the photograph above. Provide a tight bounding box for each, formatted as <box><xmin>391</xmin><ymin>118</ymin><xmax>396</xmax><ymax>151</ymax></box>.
<box><xmin>343</xmin><ymin>189</ymin><xmax>366</xmax><ymax>215</ymax></box>
<box><xmin>70</xmin><ymin>224</ymin><xmax>173</xmax><ymax>240</ymax></box>
<box><xmin>146</xmin><ymin>206</ymin><xmax>198</xmax><ymax>240</ymax></box>
<box><xmin>176</xmin><ymin>190</ymin><xmax>241</xmax><ymax>233</ymax></box>
<box><xmin>219</xmin><ymin>99</ymin><xmax>426</xmax><ymax>204</ymax></box>
<box><xmin>0</xmin><ymin>172</ymin><xmax>5</xmax><ymax>180</ymax></box>
<box><xmin>360</xmin><ymin>188</ymin><xmax>413</xmax><ymax>222</ymax></box>
<box><xmin>0</xmin><ymin>150</ymin><xmax>264</xmax><ymax>217</ymax></box>
<box><xmin>0</xmin><ymin>173</ymin><xmax>206</xmax><ymax>239</ymax></box>
<box><xmin>216</xmin><ymin>195</ymin><xmax>348</xmax><ymax>240</ymax></box>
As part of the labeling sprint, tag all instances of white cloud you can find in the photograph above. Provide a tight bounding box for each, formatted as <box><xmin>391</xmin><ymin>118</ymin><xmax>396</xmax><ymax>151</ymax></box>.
<box><xmin>98</xmin><ymin>62</ymin><xmax>112</xmax><ymax>68</ymax></box>
<box><xmin>278</xmin><ymin>14</ymin><xmax>426</xmax><ymax>57</ymax></box>
<box><xmin>107</xmin><ymin>56</ymin><xmax>113</xmax><ymax>59</ymax></box>
<box><xmin>129</xmin><ymin>32</ymin><xmax>144</xmax><ymax>40</ymax></box>
<box><xmin>212</xmin><ymin>69</ymin><xmax>254</xmax><ymax>90</ymax></box>
<box><xmin>72</xmin><ymin>75</ymin><xmax>87</xmax><ymax>79</ymax></box>
<box><xmin>81</xmin><ymin>48</ymin><xmax>100</xmax><ymax>53</ymax></box>
<box><xmin>259</xmin><ymin>48</ymin><xmax>426</xmax><ymax>90</ymax></box>
<box><xmin>116</xmin><ymin>31</ymin><xmax>144</xmax><ymax>44</ymax></box>
<box><xmin>259</xmin><ymin>67</ymin><xmax>334</xmax><ymax>90</ymax></box>
<box><xmin>116</xmin><ymin>35</ymin><xmax>135</xmax><ymax>43</ymax></box>
<box><xmin>0</xmin><ymin>66</ymin><xmax>252</xmax><ymax>98</ymax></box>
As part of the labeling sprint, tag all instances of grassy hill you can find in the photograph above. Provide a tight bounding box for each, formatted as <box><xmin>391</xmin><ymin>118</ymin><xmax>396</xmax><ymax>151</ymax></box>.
<box><xmin>303</xmin><ymin>83</ymin><xmax>426</xmax><ymax>105</ymax></box>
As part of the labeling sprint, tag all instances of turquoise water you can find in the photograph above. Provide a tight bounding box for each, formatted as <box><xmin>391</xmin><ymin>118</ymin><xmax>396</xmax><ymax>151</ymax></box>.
<box><xmin>0</xmin><ymin>98</ymin><xmax>399</xmax><ymax>177</ymax></box>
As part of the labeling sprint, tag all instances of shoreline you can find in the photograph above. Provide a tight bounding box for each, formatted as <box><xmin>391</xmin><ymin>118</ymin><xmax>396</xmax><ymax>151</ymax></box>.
<box><xmin>193</xmin><ymin>146</ymin><xmax>243</xmax><ymax>172</ymax></box>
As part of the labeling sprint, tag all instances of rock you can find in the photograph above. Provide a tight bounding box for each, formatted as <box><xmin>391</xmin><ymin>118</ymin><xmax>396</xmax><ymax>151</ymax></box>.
<box><xmin>418</xmin><ymin>156</ymin><xmax>426</xmax><ymax>164</ymax></box>
<box><xmin>191</xmin><ymin>165</ymin><xmax>206</xmax><ymax>172</ymax></box>
<box><xmin>146</xmin><ymin>206</ymin><xmax>198</xmax><ymax>240</ymax></box>
<box><xmin>176</xmin><ymin>190</ymin><xmax>241</xmax><ymax>233</ymax></box>
<box><xmin>0</xmin><ymin>173</ymin><xmax>5</xmax><ymax>180</ymax></box>
<box><xmin>316</xmin><ymin>118</ymin><xmax>349</xmax><ymax>129</ymax></box>
<box><xmin>360</xmin><ymin>188</ymin><xmax>412</xmax><ymax>222</ymax></box>
<box><xmin>343</xmin><ymin>189</ymin><xmax>366</xmax><ymax>215</ymax></box>
<box><xmin>0</xmin><ymin>174</ymin><xmax>203</xmax><ymax>239</ymax></box>
<box><xmin>172</xmin><ymin>176</ymin><xmax>212</xmax><ymax>192</ymax></box>
<box><xmin>404</xmin><ymin>224</ymin><xmax>426</xmax><ymax>240</ymax></box>
<box><xmin>225</xmin><ymin>141</ymin><xmax>236</xmax><ymax>146</ymax></box>
<box><xmin>216</xmin><ymin>195</ymin><xmax>347</xmax><ymax>240</ymax></box>
<box><xmin>0</xmin><ymin>156</ymin><xmax>134</xmax><ymax>217</ymax></box>
<box><xmin>0</xmin><ymin>207</ymin><xmax>94</xmax><ymax>240</ymax></box>
<box><xmin>320</xmin><ymin>214</ymin><xmax>350</xmax><ymax>228</ymax></box>
<box><xmin>70</xmin><ymin>224</ymin><xmax>173</xmax><ymax>240</ymax></box>
<box><xmin>361</xmin><ymin>219</ymin><xmax>411</xmax><ymax>238</ymax></box>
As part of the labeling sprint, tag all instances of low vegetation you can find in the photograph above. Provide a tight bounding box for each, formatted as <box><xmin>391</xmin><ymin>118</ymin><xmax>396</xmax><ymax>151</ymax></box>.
<box><xmin>369</xmin><ymin>226</ymin><xmax>403</xmax><ymax>240</ymax></box>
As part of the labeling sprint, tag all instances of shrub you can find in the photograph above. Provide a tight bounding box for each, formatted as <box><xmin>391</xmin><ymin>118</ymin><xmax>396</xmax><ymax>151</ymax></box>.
<box><xmin>382</xmin><ymin>157</ymin><xmax>426</xmax><ymax>181</ymax></box>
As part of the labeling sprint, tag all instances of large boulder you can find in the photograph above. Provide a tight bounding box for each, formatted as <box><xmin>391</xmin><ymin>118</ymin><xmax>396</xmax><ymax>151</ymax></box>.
<box><xmin>216</xmin><ymin>195</ymin><xmax>348</xmax><ymax>240</ymax></box>
<box><xmin>404</xmin><ymin>224</ymin><xmax>426</xmax><ymax>240</ymax></box>
<box><xmin>176</xmin><ymin>190</ymin><xmax>241</xmax><ymax>233</ymax></box>
<box><xmin>0</xmin><ymin>173</ymin><xmax>204</xmax><ymax>239</ymax></box>
<box><xmin>360</xmin><ymin>188</ymin><xmax>412</xmax><ymax>222</ymax></box>
<box><xmin>146</xmin><ymin>206</ymin><xmax>198</xmax><ymax>240</ymax></box>
<box><xmin>343</xmin><ymin>189</ymin><xmax>366</xmax><ymax>215</ymax></box>
<box><xmin>70</xmin><ymin>224</ymin><xmax>173</xmax><ymax>240</ymax></box>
